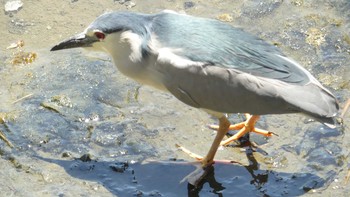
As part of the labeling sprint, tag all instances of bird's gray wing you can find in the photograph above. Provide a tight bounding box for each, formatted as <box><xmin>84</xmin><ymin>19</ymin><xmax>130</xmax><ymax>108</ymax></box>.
<box><xmin>151</xmin><ymin>12</ymin><xmax>310</xmax><ymax>85</ymax></box>
<box><xmin>150</xmin><ymin>12</ymin><xmax>338</xmax><ymax>124</ymax></box>
<box><xmin>154</xmin><ymin>49</ymin><xmax>338</xmax><ymax>124</ymax></box>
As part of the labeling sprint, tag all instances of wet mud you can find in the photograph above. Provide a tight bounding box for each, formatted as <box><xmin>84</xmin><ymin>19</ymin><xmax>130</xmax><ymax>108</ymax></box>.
<box><xmin>0</xmin><ymin>0</ymin><xmax>349</xmax><ymax>196</ymax></box>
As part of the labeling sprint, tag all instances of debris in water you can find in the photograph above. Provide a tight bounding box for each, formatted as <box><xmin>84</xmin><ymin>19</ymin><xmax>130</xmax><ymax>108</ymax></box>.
<box><xmin>7</xmin><ymin>40</ymin><xmax>24</xmax><ymax>49</ymax></box>
<box><xmin>306</xmin><ymin>28</ymin><xmax>326</xmax><ymax>47</ymax></box>
<box><xmin>12</xmin><ymin>93</ymin><xmax>33</xmax><ymax>104</ymax></box>
<box><xmin>217</xmin><ymin>13</ymin><xmax>234</xmax><ymax>22</ymax></box>
<box><xmin>7</xmin><ymin>40</ymin><xmax>37</xmax><ymax>65</ymax></box>
<box><xmin>0</xmin><ymin>129</ymin><xmax>14</xmax><ymax>148</ymax></box>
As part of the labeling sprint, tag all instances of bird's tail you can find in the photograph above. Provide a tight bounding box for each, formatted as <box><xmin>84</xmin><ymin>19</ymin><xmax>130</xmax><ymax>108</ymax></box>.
<box><xmin>281</xmin><ymin>82</ymin><xmax>340</xmax><ymax>128</ymax></box>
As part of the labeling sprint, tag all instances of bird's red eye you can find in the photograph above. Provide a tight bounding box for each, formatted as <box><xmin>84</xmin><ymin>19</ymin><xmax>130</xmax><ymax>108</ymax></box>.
<box><xmin>95</xmin><ymin>32</ymin><xmax>105</xmax><ymax>40</ymax></box>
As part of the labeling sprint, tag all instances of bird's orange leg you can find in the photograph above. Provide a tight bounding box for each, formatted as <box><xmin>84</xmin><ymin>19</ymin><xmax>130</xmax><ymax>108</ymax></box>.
<box><xmin>177</xmin><ymin>116</ymin><xmax>230</xmax><ymax>167</ymax></box>
<box><xmin>209</xmin><ymin>114</ymin><xmax>276</xmax><ymax>146</ymax></box>
<box><xmin>201</xmin><ymin>115</ymin><xmax>231</xmax><ymax>167</ymax></box>
<box><xmin>177</xmin><ymin>116</ymin><xmax>243</xmax><ymax>186</ymax></box>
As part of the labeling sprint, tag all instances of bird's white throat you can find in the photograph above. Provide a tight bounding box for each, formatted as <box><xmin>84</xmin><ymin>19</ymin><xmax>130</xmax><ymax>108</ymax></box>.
<box><xmin>91</xmin><ymin>31</ymin><xmax>167</xmax><ymax>91</ymax></box>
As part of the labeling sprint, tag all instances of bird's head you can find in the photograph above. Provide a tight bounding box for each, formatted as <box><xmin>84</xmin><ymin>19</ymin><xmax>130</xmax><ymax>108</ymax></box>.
<box><xmin>50</xmin><ymin>28</ymin><xmax>106</xmax><ymax>52</ymax></box>
<box><xmin>51</xmin><ymin>11</ymin><xmax>151</xmax><ymax>61</ymax></box>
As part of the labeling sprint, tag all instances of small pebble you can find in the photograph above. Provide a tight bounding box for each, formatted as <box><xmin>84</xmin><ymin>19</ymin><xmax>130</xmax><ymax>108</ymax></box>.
<box><xmin>62</xmin><ymin>152</ymin><xmax>72</xmax><ymax>158</ymax></box>
<box><xmin>125</xmin><ymin>1</ymin><xmax>136</xmax><ymax>9</ymax></box>
<box><xmin>115</xmin><ymin>0</ymin><xmax>130</xmax><ymax>4</ymax></box>
<box><xmin>184</xmin><ymin>1</ymin><xmax>195</xmax><ymax>9</ymax></box>
<box><xmin>110</xmin><ymin>162</ymin><xmax>129</xmax><ymax>173</ymax></box>
<box><xmin>4</xmin><ymin>0</ymin><xmax>23</xmax><ymax>13</ymax></box>
<box><xmin>79</xmin><ymin>154</ymin><xmax>93</xmax><ymax>162</ymax></box>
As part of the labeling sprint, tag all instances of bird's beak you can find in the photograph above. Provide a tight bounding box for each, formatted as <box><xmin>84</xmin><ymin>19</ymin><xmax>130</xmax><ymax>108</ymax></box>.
<box><xmin>50</xmin><ymin>32</ymin><xmax>97</xmax><ymax>51</ymax></box>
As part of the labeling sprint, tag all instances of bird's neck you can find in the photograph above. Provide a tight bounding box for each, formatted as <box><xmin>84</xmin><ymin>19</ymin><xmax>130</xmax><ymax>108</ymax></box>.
<box><xmin>105</xmin><ymin>32</ymin><xmax>167</xmax><ymax>91</ymax></box>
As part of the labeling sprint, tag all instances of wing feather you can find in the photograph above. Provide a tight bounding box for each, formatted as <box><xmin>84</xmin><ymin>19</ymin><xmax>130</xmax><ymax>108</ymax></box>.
<box><xmin>151</xmin><ymin>12</ymin><xmax>310</xmax><ymax>84</ymax></box>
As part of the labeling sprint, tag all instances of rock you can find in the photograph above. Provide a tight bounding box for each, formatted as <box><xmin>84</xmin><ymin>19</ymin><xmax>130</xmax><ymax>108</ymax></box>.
<box><xmin>109</xmin><ymin>162</ymin><xmax>129</xmax><ymax>173</ymax></box>
<box><xmin>4</xmin><ymin>0</ymin><xmax>23</xmax><ymax>13</ymax></box>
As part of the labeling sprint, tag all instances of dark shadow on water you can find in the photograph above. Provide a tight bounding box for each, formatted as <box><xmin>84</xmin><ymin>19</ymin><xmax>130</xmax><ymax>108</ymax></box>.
<box><xmin>34</xmin><ymin>148</ymin><xmax>328</xmax><ymax>197</ymax></box>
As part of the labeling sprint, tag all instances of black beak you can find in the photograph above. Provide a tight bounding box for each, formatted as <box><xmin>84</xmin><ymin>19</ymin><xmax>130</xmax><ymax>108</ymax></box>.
<box><xmin>50</xmin><ymin>32</ymin><xmax>97</xmax><ymax>51</ymax></box>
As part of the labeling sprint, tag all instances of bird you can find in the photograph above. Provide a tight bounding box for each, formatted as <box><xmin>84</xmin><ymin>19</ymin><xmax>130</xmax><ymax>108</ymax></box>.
<box><xmin>51</xmin><ymin>10</ymin><xmax>339</xmax><ymax>172</ymax></box>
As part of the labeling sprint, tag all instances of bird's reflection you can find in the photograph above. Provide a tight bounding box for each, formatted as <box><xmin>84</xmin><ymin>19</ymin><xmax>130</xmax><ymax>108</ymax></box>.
<box><xmin>188</xmin><ymin>133</ymin><xmax>269</xmax><ymax>196</ymax></box>
<box><xmin>245</xmin><ymin>146</ymin><xmax>269</xmax><ymax>189</ymax></box>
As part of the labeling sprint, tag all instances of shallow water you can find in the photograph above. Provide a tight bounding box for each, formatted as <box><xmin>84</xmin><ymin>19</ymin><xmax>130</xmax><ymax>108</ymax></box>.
<box><xmin>0</xmin><ymin>0</ymin><xmax>349</xmax><ymax>196</ymax></box>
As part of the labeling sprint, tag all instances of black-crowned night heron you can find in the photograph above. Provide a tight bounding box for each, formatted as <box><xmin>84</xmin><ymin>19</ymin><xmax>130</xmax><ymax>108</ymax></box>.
<box><xmin>51</xmin><ymin>10</ymin><xmax>339</xmax><ymax>170</ymax></box>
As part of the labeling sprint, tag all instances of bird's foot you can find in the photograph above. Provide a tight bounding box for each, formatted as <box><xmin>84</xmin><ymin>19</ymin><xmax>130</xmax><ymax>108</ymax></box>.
<box><xmin>209</xmin><ymin>114</ymin><xmax>277</xmax><ymax>146</ymax></box>
<box><xmin>175</xmin><ymin>144</ymin><xmax>206</xmax><ymax>163</ymax></box>
<box><xmin>176</xmin><ymin>144</ymin><xmax>214</xmax><ymax>186</ymax></box>
<box><xmin>176</xmin><ymin>143</ymin><xmax>241</xmax><ymax>187</ymax></box>
<box><xmin>175</xmin><ymin>144</ymin><xmax>241</xmax><ymax>166</ymax></box>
